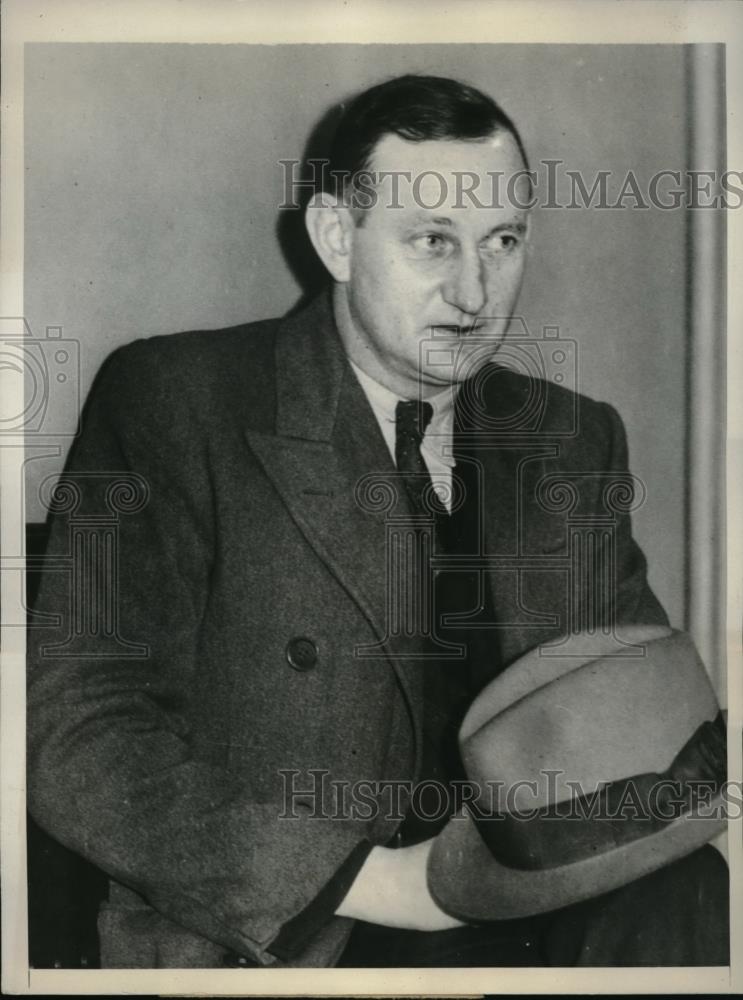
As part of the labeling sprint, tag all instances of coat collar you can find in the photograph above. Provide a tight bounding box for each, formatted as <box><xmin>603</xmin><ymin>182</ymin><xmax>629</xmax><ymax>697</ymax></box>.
<box><xmin>273</xmin><ymin>290</ymin><xmax>348</xmax><ymax>444</ymax></box>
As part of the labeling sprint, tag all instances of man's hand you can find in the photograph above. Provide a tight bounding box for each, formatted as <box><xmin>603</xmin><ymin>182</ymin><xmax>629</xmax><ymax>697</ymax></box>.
<box><xmin>335</xmin><ymin>838</ymin><xmax>466</xmax><ymax>931</ymax></box>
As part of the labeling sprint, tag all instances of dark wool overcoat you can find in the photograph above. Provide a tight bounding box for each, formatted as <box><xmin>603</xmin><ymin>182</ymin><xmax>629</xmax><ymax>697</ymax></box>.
<box><xmin>26</xmin><ymin>292</ymin><xmax>668</xmax><ymax>967</ymax></box>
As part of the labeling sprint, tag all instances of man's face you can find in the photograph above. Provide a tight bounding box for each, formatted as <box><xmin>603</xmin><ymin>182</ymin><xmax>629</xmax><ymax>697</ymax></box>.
<box><xmin>335</xmin><ymin>130</ymin><xmax>530</xmax><ymax>399</ymax></box>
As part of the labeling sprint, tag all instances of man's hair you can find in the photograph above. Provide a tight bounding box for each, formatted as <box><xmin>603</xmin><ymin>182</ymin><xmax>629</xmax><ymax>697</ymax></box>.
<box><xmin>325</xmin><ymin>73</ymin><xmax>529</xmax><ymax>192</ymax></box>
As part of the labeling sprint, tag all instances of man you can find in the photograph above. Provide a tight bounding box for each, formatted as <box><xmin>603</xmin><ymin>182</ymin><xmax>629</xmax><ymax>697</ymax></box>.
<box><xmin>27</xmin><ymin>74</ymin><xmax>728</xmax><ymax>968</ymax></box>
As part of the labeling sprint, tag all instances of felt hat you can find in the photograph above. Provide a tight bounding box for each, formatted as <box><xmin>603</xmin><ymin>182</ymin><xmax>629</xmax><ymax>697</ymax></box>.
<box><xmin>427</xmin><ymin>625</ymin><xmax>727</xmax><ymax>921</ymax></box>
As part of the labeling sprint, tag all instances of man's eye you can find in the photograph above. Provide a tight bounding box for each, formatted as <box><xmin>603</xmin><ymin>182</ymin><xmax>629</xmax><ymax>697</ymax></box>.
<box><xmin>482</xmin><ymin>233</ymin><xmax>520</xmax><ymax>254</ymax></box>
<box><xmin>410</xmin><ymin>233</ymin><xmax>451</xmax><ymax>256</ymax></box>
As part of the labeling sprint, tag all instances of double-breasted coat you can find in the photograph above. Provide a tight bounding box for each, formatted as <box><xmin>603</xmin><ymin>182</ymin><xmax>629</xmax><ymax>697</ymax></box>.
<box><xmin>26</xmin><ymin>291</ymin><xmax>667</xmax><ymax>967</ymax></box>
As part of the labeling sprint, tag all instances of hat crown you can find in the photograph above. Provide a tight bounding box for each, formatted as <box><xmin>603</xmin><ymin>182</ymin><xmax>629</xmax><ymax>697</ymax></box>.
<box><xmin>461</xmin><ymin>627</ymin><xmax>719</xmax><ymax>811</ymax></box>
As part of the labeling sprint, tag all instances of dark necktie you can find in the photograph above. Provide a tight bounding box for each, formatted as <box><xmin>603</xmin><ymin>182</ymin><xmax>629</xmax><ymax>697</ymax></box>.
<box><xmin>392</xmin><ymin>397</ymin><xmax>505</xmax><ymax>847</ymax></box>
<box><xmin>394</xmin><ymin>399</ymin><xmax>446</xmax><ymax>518</ymax></box>
<box><xmin>394</xmin><ymin>398</ymin><xmax>464</xmax><ymax>843</ymax></box>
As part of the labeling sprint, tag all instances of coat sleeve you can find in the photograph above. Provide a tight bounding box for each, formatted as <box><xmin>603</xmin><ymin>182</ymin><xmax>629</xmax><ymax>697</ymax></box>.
<box><xmin>598</xmin><ymin>400</ymin><xmax>670</xmax><ymax>629</ymax></box>
<box><xmin>26</xmin><ymin>341</ymin><xmax>371</xmax><ymax>965</ymax></box>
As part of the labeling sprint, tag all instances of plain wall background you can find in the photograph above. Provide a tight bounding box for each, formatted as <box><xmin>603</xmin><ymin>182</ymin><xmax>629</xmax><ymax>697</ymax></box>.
<box><xmin>24</xmin><ymin>42</ymin><xmax>690</xmax><ymax>623</ymax></box>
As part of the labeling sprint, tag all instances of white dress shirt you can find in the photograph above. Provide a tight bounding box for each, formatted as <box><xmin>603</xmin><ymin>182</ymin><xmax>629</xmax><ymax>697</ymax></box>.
<box><xmin>349</xmin><ymin>360</ymin><xmax>458</xmax><ymax>512</ymax></box>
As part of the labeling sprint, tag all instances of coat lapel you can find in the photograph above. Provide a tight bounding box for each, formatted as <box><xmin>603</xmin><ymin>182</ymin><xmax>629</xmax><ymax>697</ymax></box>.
<box><xmin>455</xmin><ymin>366</ymin><xmax>566</xmax><ymax>669</ymax></box>
<box><xmin>244</xmin><ymin>293</ymin><xmax>424</xmax><ymax>750</ymax></box>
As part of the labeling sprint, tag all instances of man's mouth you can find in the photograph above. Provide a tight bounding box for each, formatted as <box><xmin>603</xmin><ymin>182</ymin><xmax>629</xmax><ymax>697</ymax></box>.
<box><xmin>432</xmin><ymin>322</ymin><xmax>486</xmax><ymax>337</ymax></box>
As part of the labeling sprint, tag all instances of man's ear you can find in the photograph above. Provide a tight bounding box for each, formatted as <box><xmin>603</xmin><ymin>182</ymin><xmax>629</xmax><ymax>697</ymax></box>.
<box><xmin>304</xmin><ymin>192</ymin><xmax>354</xmax><ymax>283</ymax></box>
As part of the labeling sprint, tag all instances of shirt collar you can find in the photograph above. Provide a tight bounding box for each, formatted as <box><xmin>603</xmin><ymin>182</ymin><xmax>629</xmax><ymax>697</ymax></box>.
<box><xmin>348</xmin><ymin>359</ymin><xmax>458</xmax><ymax>468</ymax></box>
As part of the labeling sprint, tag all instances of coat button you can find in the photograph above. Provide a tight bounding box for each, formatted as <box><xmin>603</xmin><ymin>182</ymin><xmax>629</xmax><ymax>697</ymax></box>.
<box><xmin>286</xmin><ymin>636</ymin><xmax>318</xmax><ymax>671</ymax></box>
<box><xmin>222</xmin><ymin>950</ymin><xmax>258</xmax><ymax>967</ymax></box>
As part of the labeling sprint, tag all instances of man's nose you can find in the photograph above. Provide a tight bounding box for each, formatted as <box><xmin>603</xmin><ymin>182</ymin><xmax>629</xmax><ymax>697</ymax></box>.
<box><xmin>442</xmin><ymin>250</ymin><xmax>487</xmax><ymax>316</ymax></box>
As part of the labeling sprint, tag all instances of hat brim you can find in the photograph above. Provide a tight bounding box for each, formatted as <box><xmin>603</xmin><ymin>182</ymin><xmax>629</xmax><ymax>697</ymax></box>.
<box><xmin>428</xmin><ymin>802</ymin><xmax>726</xmax><ymax>922</ymax></box>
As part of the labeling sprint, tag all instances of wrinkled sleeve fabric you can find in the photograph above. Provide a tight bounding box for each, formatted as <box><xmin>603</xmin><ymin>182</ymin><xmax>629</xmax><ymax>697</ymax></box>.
<box><xmin>267</xmin><ymin>841</ymin><xmax>372</xmax><ymax>960</ymax></box>
<box><xmin>26</xmin><ymin>341</ymin><xmax>372</xmax><ymax>965</ymax></box>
